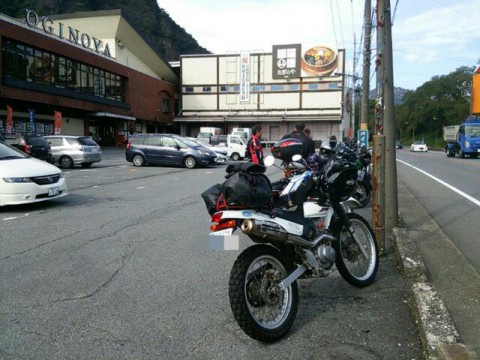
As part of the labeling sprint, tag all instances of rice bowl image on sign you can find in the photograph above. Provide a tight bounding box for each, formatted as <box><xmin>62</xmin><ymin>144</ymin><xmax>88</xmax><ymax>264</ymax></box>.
<box><xmin>301</xmin><ymin>46</ymin><xmax>337</xmax><ymax>76</ymax></box>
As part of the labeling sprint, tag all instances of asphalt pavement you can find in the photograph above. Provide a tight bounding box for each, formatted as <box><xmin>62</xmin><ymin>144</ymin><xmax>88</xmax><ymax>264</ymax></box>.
<box><xmin>395</xmin><ymin>178</ymin><xmax>480</xmax><ymax>360</ymax></box>
<box><xmin>11</xmin><ymin>146</ymin><xmax>473</xmax><ymax>360</ymax></box>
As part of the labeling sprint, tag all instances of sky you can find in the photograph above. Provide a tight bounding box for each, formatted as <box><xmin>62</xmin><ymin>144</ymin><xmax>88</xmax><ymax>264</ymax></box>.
<box><xmin>156</xmin><ymin>0</ymin><xmax>480</xmax><ymax>90</ymax></box>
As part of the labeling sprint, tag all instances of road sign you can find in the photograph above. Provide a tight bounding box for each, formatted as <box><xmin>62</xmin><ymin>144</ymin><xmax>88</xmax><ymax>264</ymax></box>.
<box><xmin>358</xmin><ymin>129</ymin><xmax>369</xmax><ymax>148</ymax></box>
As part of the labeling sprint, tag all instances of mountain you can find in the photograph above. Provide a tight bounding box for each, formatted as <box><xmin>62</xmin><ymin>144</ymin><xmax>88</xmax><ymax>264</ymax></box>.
<box><xmin>369</xmin><ymin>87</ymin><xmax>409</xmax><ymax>105</ymax></box>
<box><xmin>0</xmin><ymin>0</ymin><xmax>210</xmax><ymax>61</ymax></box>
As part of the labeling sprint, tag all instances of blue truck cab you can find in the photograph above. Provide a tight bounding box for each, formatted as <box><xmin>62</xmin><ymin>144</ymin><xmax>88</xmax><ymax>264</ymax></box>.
<box><xmin>444</xmin><ymin>116</ymin><xmax>480</xmax><ymax>158</ymax></box>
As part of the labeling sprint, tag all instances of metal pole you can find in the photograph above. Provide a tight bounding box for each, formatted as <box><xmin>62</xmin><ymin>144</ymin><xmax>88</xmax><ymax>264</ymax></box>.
<box><xmin>360</xmin><ymin>0</ymin><xmax>372</xmax><ymax>131</ymax></box>
<box><xmin>383</xmin><ymin>0</ymin><xmax>399</xmax><ymax>236</ymax></box>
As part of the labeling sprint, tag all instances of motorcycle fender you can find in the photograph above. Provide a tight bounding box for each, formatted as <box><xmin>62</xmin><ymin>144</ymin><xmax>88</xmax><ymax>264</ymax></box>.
<box><xmin>343</xmin><ymin>197</ymin><xmax>363</xmax><ymax>209</ymax></box>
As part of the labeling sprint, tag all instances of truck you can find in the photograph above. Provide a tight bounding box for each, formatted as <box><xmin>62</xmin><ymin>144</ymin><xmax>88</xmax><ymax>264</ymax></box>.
<box><xmin>231</xmin><ymin>127</ymin><xmax>251</xmax><ymax>140</ymax></box>
<box><xmin>443</xmin><ymin>116</ymin><xmax>480</xmax><ymax>158</ymax></box>
<box><xmin>197</xmin><ymin>127</ymin><xmax>222</xmax><ymax>140</ymax></box>
<box><xmin>210</xmin><ymin>134</ymin><xmax>247</xmax><ymax>161</ymax></box>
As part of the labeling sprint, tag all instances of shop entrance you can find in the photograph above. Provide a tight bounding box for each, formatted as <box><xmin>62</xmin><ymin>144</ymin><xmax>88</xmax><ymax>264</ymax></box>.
<box><xmin>89</xmin><ymin>119</ymin><xmax>118</xmax><ymax>146</ymax></box>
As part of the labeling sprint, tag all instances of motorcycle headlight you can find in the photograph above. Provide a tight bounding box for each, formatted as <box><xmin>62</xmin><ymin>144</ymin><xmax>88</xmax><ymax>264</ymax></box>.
<box><xmin>3</xmin><ymin>177</ymin><xmax>32</xmax><ymax>183</ymax></box>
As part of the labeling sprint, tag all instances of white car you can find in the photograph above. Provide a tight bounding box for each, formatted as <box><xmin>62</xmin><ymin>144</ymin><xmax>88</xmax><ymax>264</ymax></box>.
<box><xmin>410</xmin><ymin>141</ymin><xmax>428</xmax><ymax>152</ymax></box>
<box><xmin>187</xmin><ymin>137</ymin><xmax>228</xmax><ymax>164</ymax></box>
<box><xmin>0</xmin><ymin>142</ymin><xmax>68</xmax><ymax>206</ymax></box>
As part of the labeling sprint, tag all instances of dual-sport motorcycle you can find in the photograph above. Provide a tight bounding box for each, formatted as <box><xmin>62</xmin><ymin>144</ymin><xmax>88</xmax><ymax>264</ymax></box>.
<box><xmin>202</xmin><ymin>140</ymin><xmax>379</xmax><ymax>342</ymax></box>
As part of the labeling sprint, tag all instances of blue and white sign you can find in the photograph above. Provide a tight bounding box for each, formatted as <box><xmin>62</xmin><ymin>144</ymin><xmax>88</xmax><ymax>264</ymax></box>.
<box><xmin>29</xmin><ymin>109</ymin><xmax>35</xmax><ymax>134</ymax></box>
<box><xmin>358</xmin><ymin>129</ymin><xmax>368</xmax><ymax>149</ymax></box>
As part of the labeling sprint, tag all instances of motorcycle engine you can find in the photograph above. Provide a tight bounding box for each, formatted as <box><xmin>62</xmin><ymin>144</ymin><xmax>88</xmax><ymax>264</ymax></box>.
<box><xmin>317</xmin><ymin>245</ymin><xmax>335</xmax><ymax>269</ymax></box>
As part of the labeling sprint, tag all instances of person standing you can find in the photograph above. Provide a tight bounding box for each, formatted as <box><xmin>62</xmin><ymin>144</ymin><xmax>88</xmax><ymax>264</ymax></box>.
<box><xmin>247</xmin><ymin>124</ymin><xmax>264</xmax><ymax>165</ymax></box>
<box><xmin>282</xmin><ymin>122</ymin><xmax>315</xmax><ymax>157</ymax></box>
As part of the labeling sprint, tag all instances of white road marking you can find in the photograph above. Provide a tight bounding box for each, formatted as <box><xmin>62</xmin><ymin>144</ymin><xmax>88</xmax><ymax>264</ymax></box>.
<box><xmin>2</xmin><ymin>213</ymin><xmax>30</xmax><ymax>221</ymax></box>
<box><xmin>397</xmin><ymin>159</ymin><xmax>480</xmax><ymax>207</ymax></box>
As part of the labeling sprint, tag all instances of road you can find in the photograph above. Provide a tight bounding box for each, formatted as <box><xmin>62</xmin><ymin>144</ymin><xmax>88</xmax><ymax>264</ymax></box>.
<box><xmin>396</xmin><ymin>148</ymin><xmax>480</xmax><ymax>354</ymax></box>
<box><xmin>396</xmin><ymin>149</ymin><xmax>480</xmax><ymax>270</ymax></box>
<box><xmin>0</xmin><ymin>149</ymin><xmax>422</xmax><ymax>359</ymax></box>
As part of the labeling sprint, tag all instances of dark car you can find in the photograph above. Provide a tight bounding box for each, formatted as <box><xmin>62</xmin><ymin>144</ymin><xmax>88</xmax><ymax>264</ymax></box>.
<box><xmin>3</xmin><ymin>134</ymin><xmax>54</xmax><ymax>163</ymax></box>
<box><xmin>125</xmin><ymin>134</ymin><xmax>217</xmax><ymax>168</ymax></box>
<box><xmin>395</xmin><ymin>140</ymin><xmax>403</xmax><ymax>149</ymax></box>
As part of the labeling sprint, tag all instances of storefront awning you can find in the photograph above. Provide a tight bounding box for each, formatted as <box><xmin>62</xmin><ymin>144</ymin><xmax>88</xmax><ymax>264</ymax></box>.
<box><xmin>91</xmin><ymin>112</ymin><xmax>136</xmax><ymax>121</ymax></box>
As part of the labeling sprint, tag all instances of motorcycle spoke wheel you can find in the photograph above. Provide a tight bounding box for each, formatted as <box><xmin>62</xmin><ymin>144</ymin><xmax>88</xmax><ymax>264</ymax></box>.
<box><xmin>229</xmin><ymin>245</ymin><xmax>298</xmax><ymax>342</ymax></box>
<box><xmin>354</xmin><ymin>182</ymin><xmax>370</xmax><ymax>208</ymax></box>
<box><xmin>334</xmin><ymin>213</ymin><xmax>379</xmax><ymax>287</ymax></box>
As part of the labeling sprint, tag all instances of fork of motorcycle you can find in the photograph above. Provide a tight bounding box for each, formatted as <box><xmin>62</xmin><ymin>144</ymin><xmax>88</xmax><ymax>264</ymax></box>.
<box><xmin>332</xmin><ymin>201</ymin><xmax>369</xmax><ymax>259</ymax></box>
<box><xmin>278</xmin><ymin>265</ymin><xmax>307</xmax><ymax>290</ymax></box>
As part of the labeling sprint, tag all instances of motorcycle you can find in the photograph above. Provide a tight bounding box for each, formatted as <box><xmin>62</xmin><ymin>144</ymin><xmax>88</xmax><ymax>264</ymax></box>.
<box><xmin>352</xmin><ymin>148</ymin><xmax>372</xmax><ymax>208</ymax></box>
<box><xmin>205</xmin><ymin>148</ymin><xmax>379</xmax><ymax>342</ymax></box>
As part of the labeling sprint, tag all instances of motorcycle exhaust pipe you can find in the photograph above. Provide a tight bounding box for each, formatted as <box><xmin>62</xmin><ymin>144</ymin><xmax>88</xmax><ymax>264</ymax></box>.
<box><xmin>241</xmin><ymin>219</ymin><xmax>336</xmax><ymax>248</ymax></box>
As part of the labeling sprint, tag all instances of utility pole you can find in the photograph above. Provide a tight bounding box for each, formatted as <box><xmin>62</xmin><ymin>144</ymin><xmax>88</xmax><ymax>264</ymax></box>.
<box><xmin>372</xmin><ymin>0</ymin><xmax>385</xmax><ymax>254</ymax></box>
<box><xmin>360</xmin><ymin>0</ymin><xmax>372</xmax><ymax>131</ymax></box>
<box><xmin>383</xmin><ymin>0</ymin><xmax>399</xmax><ymax>234</ymax></box>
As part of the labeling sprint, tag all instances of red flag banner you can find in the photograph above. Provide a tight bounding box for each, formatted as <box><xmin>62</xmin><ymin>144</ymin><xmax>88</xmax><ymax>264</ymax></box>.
<box><xmin>6</xmin><ymin>105</ymin><xmax>13</xmax><ymax>134</ymax></box>
<box><xmin>54</xmin><ymin>111</ymin><xmax>62</xmax><ymax>135</ymax></box>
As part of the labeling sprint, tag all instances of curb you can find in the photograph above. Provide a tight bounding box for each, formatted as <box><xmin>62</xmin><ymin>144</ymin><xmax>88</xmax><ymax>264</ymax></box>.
<box><xmin>393</xmin><ymin>227</ymin><xmax>479</xmax><ymax>360</ymax></box>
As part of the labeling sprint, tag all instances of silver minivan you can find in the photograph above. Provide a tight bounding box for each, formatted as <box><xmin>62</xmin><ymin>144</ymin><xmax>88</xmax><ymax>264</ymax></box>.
<box><xmin>44</xmin><ymin>135</ymin><xmax>102</xmax><ymax>168</ymax></box>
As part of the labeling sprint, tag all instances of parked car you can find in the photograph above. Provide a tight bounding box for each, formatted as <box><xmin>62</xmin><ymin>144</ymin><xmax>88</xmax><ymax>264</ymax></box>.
<box><xmin>410</xmin><ymin>141</ymin><xmax>428</xmax><ymax>152</ymax></box>
<box><xmin>125</xmin><ymin>134</ymin><xmax>217</xmax><ymax>168</ymax></box>
<box><xmin>395</xmin><ymin>140</ymin><xmax>403</xmax><ymax>149</ymax></box>
<box><xmin>187</xmin><ymin>137</ymin><xmax>228</xmax><ymax>164</ymax></box>
<box><xmin>3</xmin><ymin>134</ymin><xmax>54</xmax><ymax>163</ymax></box>
<box><xmin>44</xmin><ymin>135</ymin><xmax>102</xmax><ymax>168</ymax></box>
<box><xmin>0</xmin><ymin>141</ymin><xmax>68</xmax><ymax>206</ymax></box>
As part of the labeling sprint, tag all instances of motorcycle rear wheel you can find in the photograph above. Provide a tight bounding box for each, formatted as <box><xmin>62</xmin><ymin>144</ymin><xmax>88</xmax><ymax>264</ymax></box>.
<box><xmin>228</xmin><ymin>244</ymin><xmax>298</xmax><ymax>342</ymax></box>
<box><xmin>333</xmin><ymin>213</ymin><xmax>379</xmax><ymax>287</ymax></box>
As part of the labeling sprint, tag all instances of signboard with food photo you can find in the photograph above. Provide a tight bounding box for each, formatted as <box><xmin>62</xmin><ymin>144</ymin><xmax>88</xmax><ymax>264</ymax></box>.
<box><xmin>273</xmin><ymin>44</ymin><xmax>342</xmax><ymax>79</ymax></box>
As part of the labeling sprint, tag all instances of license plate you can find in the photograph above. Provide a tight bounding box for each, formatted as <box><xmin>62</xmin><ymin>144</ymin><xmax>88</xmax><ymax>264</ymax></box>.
<box><xmin>48</xmin><ymin>186</ymin><xmax>60</xmax><ymax>196</ymax></box>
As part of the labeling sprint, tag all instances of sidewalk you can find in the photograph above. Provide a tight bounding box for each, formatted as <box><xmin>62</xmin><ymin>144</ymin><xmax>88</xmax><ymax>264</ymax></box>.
<box><xmin>394</xmin><ymin>179</ymin><xmax>480</xmax><ymax>360</ymax></box>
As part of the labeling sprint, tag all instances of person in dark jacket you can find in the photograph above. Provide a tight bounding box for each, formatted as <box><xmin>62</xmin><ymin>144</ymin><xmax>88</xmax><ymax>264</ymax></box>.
<box><xmin>282</xmin><ymin>122</ymin><xmax>315</xmax><ymax>158</ymax></box>
<box><xmin>246</xmin><ymin>124</ymin><xmax>264</xmax><ymax>165</ymax></box>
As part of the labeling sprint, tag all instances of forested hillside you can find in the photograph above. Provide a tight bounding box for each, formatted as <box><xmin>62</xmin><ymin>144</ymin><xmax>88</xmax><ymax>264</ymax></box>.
<box><xmin>0</xmin><ymin>0</ymin><xmax>210</xmax><ymax>61</ymax></box>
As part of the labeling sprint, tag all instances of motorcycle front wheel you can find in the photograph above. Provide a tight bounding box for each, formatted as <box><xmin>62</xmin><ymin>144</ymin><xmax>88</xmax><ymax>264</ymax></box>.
<box><xmin>228</xmin><ymin>244</ymin><xmax>298</xmax><ymax>342</ymax></box>
<box><xmin>333</xmin><ymin>213</ymin><xmax>379</xmax><ymax>287</ymax></box>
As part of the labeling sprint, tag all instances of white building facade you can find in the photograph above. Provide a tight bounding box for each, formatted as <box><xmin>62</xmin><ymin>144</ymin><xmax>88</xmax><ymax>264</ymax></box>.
<box><xmin>175</xmin><ymin>44</ymin><xmax>351</xmax><ymax>145</ymax></box>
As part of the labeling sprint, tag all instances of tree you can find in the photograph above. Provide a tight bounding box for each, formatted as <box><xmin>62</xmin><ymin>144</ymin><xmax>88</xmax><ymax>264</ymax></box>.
<box><xmin>395</xmin><ymin>66</ymin><xmax>474</xmax><ymax>144</ymax></box>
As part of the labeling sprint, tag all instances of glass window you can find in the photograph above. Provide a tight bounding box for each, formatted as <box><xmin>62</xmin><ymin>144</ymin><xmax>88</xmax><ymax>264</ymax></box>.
<box><xmin>47</xmin><ymin>138</ymin><xmax>63</xmax><ymax>146</ymax></box>
<box><xmin>163</xmin><ymin>136</ymin><xmax>177</xmax><ymax>148</ymax></box>
<box><xmin>271</xmin><ymin>85</ymin><xmax>284</xmax><ymax>91</ymax></box>
<box><xmin>162</xmin><ymin>98</ymin><xmax>170</xmax><ymax>113</ymax></box>
<box><xmin>130</xmin><ymin>136</ymin><xmax>145</xmax><ymax>145</ymax></box>
<box><xmin>145</xmin><ymin>135</ymin><xmax>162</xmax><ymax>146</ymax></box>
<box><xmin>203</xmin><ymin>86</ymin><xmax>211</xmax><ymax>92</ymax></box>
<box><xmin>308</xmin><ymin>84</ymin><xmax>318</xmax><ymax>90</ymax></box>
<box><xmin>185</xmin><ymin>86</ymin><xmax>194</xmax><ymax>93</ymax></box>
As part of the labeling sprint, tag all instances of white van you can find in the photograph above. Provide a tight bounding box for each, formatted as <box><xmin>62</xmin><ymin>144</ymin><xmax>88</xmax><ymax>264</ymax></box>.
<box><xmin>211</xmin><ymin>134</ymin><xmax>246</xmax><ymax>161</ymax></box>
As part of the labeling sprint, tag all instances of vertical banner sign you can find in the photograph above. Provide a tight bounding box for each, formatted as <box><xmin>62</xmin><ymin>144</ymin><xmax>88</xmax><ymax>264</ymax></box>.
<box><xmin>6</xmin><ymin>105</ymin><xmax>13</xmax><ymax>134</ymax></box>
<box><xmin>358</xmin><ymin>130</ymin><xmax>369</xmax><ymax>149</ymax></box>
<box><xmin>54</xmin><ymin>111</ymin><xmax>63</xmax><ymax>135</ymax></box>
<box><xmin>29</xmin><ymin>109</ymin><xmax>35</xmax><ymax>134</ymax></box>
<box><xmin>240</xmin><ymin>51</ymin><xmax>250</xmax><ymax>103</ymax></box>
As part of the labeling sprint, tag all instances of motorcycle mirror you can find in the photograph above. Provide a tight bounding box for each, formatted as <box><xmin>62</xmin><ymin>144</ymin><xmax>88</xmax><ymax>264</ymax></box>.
<box><xmin>292</xmin><ymin>154</ymin><xmax>302</xmax><ymax>161</ymax></box>
<box><xmin>264</xmin><ymin>155</ymin><xmax>275</xmax><ymax>167</ymax></box>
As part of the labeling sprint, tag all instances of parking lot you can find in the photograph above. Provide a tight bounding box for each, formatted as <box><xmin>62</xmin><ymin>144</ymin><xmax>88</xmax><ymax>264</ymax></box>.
<box><xmin>0</xmin><ymin>149</ymin><xmax>422</xmax><ymax>359</ymax></box>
